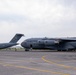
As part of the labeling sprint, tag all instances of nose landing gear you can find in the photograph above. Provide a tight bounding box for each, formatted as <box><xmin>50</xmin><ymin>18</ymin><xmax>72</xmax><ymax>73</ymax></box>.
<box><xmin>25</xmin><ymin>49</ymin><xmax>29</xmax><ymax>51</ymax></box>
<box><xmin>25</xmin><ymin>44</ymin><xmax>33</xmax><ymax>51</ymax></box>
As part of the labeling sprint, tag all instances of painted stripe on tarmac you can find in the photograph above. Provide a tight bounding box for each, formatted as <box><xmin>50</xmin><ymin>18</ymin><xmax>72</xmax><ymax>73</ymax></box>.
<box><xmin>0</xmin><ymin>62</ymin><xmax>69</xmax><ymax>75</ymax></box>
<box><xmin>42</xmin><ymin>56</ymin><xmax>76</xmax><ymax>70</ymax></box>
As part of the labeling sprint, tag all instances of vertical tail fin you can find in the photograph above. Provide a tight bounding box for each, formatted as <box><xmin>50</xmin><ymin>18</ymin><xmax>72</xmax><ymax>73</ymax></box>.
<box><xmin>9</xmin><ymin>34</ymin><xmax>24</xmax><ymax>43</ymax></box>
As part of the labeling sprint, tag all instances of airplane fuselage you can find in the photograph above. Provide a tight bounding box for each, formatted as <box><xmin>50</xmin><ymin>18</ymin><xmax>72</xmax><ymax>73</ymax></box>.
<box><xmin>0</xmin><ymin>43</ymin><xmax>18</xmax><ymax>49</ymax></box>
<box><xmin>21</xmin><ymin>38</ymin><xmax>76</xmax><ymax>51</ymax></box>
<box><xmin>0</xmin><ymin>33</ymin><xmax>24</xmax><ymax>49</ymax></box>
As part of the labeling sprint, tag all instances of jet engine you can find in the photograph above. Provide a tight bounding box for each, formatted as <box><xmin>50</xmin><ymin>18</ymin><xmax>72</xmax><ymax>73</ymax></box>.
<box><xmin>37</xmin><ymin>40</ymin><xmax>45</xmax><ymax>44</ymax></box>
<box><xmin>44</xmin><ymin>40</ymin><xmax>56</xmax><ymax>45</ymax></box>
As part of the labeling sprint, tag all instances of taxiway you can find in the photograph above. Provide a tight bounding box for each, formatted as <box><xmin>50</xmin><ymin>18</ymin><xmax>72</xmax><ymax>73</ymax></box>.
<box><xmin>0</xmin><ymin>50</ymin><xmax>76</xmax><ymax>75</ymax></box>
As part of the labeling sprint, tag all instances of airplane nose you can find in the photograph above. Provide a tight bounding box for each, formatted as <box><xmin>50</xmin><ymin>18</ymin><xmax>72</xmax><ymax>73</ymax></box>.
<box><xmin>21</xmin><ymin>42</ymin><xmax>25</xmax><ymax>47</ymax></box>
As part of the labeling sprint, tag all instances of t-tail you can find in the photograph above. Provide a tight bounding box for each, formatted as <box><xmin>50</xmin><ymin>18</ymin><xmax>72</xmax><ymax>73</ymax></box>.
<box><xmin>9</xmin><ymin>34</ymin><xmax>24</xmax><ymax>43</ymax></box>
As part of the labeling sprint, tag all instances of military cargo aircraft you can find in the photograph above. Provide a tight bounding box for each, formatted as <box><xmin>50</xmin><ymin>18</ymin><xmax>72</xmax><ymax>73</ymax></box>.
<box><xmin>0</xmin><ymin>33</ymin><xmax>24</xmax><ymax>49</ymax></box>
<box><xmin>21</xmin><ymin>37</ymin><xmax>76</xmax><ymax>51</ymax></box>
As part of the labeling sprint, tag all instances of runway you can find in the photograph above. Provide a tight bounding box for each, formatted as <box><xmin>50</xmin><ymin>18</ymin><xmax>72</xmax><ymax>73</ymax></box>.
<box><xmin>0</xmin><ymin>50</ymin><xmax>76</xmax><ymax>75</ymax></box>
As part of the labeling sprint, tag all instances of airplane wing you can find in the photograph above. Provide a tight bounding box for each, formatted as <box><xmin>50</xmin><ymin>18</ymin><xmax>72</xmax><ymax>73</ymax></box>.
<box><xmin>50</xmin><ymin>37</ymin><xmax>76</xmax><ymax>44</ymax></box>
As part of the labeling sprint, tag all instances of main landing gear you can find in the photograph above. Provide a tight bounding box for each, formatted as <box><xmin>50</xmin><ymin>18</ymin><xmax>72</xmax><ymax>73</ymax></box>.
<box><xmin>25</xmin><ymin>49</ymin><xmax>29</xmax><ymax>51</ymax></box>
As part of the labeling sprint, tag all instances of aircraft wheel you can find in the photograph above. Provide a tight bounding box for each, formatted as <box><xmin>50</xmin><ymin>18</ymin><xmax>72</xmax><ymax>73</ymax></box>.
<box><xmin>57</xmin><ymin>50</ymin><xmax>61</xmax><ymax>51</ymax></box>
<box><xmin>72</xmin><ymin>49</ymin><xmax>75</xmax><ymax>51</ymax></box>
<box><xmin>62</xmin><ymin>50</ymin><xmax>67</xmax><ymax>51</ymax></box>
<box><xmin>25</xmin><ymin>49</ymin><xmax>29</xmax><ymax>51</ymax></box>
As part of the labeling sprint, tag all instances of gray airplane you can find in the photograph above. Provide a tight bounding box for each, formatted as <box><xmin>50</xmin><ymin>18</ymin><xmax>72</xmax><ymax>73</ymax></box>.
<box><xmin>21</xmin><ymin>37</ymin><xmax>76</xmax><ymax>51</ymax></box>
<box><xmin>0</xmin><ymin>33</ymin><xmax>24</xmax><ymax>49</ymax></box>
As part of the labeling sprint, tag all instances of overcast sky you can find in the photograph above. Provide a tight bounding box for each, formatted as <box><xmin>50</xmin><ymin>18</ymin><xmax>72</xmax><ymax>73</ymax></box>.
<box><xmin>0</xmin><ymin>0</ymin><xmax>76</xmax><ymax>43</ymax></box>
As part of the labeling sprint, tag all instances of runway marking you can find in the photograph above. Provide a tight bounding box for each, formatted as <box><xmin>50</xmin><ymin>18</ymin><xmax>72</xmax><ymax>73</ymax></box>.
<box><xmin>0</xmin><ymin>59</ymin><xmax>37</xmax><ymax>63</ymax></box>
<box><xmin>0</xmin><ymin>62</ymin><xmax>69</xmax><ymax>75</ymax></box>
<box><xmin>42</xmin><ymin>56</ymin><xmax>76</xmax><ymax>70</ymax></box>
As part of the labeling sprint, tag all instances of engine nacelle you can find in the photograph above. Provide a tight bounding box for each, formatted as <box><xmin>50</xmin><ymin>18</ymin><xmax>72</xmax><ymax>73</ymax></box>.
<box><xmin>37</xmin><ymin>40</ymin><xmax>60</xmax><ymax>45</ymax></box>
<box><xmin>44</xmin><ymin>40</ymin><xmax>56</xmax><ymax>45</ymax></box>
<box><xmin>37</xmin><ymin>40</ymin><xmax>44</xmax><ymax>44</ymax></box>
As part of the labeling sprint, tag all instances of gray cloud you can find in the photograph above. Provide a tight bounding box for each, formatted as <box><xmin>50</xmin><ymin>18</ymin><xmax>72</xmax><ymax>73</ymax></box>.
<box><xmin>0</xmin><ymin>14</ymin><xmax>27</xmax><ymax>23</ymax></box>
<box><xmin>58</xmin><ymin>0</ymin><xmax>76</xmax><ymax>6</ymax></box>
<box><xmin>0</xmin><ymin>0</ymin><xmax>76</xmax><ymax>42</ymax></box>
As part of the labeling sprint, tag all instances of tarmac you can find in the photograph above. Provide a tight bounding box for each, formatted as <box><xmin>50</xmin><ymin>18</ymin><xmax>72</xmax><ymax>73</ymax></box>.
<box><xmin>0</xmin><ymin>50</ymin><xmax>76</xmax><ymax>75</ymax></box>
